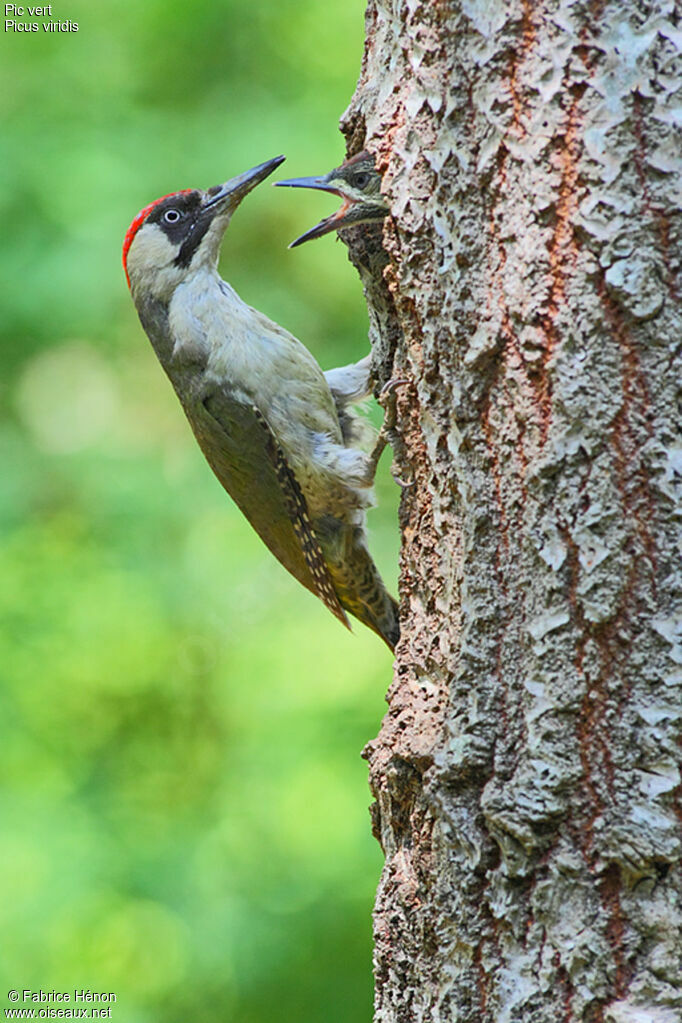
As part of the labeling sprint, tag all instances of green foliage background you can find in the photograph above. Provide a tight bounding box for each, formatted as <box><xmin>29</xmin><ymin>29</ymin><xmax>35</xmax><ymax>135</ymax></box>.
<box><xmin>0</xmin><ymin>1</ymin><xmax>396</xmax><ymax>1019</ymax></box>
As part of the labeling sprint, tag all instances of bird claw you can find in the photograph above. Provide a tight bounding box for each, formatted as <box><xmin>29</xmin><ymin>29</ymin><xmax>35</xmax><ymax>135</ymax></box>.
<box><xmin>376</xmin><ymin>376</ymin><xmax>410</xmax><ymax>435</ymax></box>
<box><xmin>379</xmin><ymin>376</ymin><xmax>410</xmax><ymax>398</ymax></box>
<box><xmin>364</xmin><ymin>376</ymin><xmax>411</xmax><ymax>485</ymax></box>
<box><xmin>391</xmin><ymin>468</ymin><xmax>414</xmax><ymax>488</ymax></box>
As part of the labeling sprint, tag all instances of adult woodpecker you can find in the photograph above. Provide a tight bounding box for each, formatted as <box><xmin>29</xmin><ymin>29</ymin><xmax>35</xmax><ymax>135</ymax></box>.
<box><xmin>123</xmin><ymin>156</ymin><xmax>399</xmax><ymax>650</ymax></box>
<box><xmin>276</xmin><ymin>151</ymin><xmax>387</xmax><ymax>248</ymax></box>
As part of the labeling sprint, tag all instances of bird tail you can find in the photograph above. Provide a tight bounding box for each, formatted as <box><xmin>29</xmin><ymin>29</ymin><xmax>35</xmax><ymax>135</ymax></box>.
<box><xmin>318</xmin><ymin>518</ymin><xmax>399</xmax><ymax>651</ymax></box>
<box><xmin>350</xmin><ymin>590</ymin><xmax>399</xmax><ymax>652</ymax></box>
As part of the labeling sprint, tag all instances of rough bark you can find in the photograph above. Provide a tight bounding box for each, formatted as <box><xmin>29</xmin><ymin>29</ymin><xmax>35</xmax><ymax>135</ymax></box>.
<box><xmin>340</xmin><ymin>1</ymin><xmax>682</xmax><ymax>1020</ymax></box>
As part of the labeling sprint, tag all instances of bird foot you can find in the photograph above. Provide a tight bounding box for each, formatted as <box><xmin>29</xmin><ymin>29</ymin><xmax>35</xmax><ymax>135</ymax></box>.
<box><xmin>363</xmin><ymin>377</ymin><xmax>411</xmax><ymax>484</ymax></box>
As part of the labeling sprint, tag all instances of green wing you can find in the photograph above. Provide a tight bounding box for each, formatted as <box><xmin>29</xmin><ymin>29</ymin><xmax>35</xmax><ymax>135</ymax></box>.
<box><xmin>188</xmin><ymin>387</ymin><xmax>350</xmax><ymax>629</ymax></box>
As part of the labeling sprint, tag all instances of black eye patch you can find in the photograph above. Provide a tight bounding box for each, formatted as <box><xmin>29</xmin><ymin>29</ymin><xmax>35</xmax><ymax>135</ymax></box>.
<box><xmin>147</xmin><ymin>192</ymin><xmax>202</xmax><ymax>242</ymax></box>
<box><xmin>144</xmin><ymin>192</ymin><xmax>214</xmax><ymax>266</ymax></box>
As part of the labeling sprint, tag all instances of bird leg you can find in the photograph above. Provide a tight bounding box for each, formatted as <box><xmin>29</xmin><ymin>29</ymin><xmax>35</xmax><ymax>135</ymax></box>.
<box><xmin>364</xmin><ymin>377</ymin><xmax>411</xmax><ymax>486</ymax></box>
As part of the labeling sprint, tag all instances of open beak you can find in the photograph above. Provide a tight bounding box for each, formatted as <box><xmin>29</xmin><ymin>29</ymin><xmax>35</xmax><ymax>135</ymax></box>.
<box><xmin>275</xmin><ymin>174</ymin><xmax>355</xmax><ymax>248</ymax></box>
<box><xmin>288</xmin><ymin>203</ymin><xmax>355</xmax><ymax>248</ymax></box>
<box><xmin>204</xmin><ymin>155</ymin><xmax>286</xmax><ymax>214</ymax></box>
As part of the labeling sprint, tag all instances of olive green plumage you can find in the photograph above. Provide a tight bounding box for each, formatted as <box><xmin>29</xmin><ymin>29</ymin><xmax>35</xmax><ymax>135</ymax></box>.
<box><xmin>124</xmin><ymin>157</ymin><xmax>398</xmax><ymax>650</ymax></box>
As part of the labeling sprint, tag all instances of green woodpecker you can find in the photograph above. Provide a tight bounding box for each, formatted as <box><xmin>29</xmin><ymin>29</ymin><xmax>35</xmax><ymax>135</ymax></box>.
<box><xmin>123</xmin><ymin>156</ymin><xmax>398</xmax><ymax>650</ymax></box>
<box><xmin>275</xmin><ymin>151</ymin><xmax>387</xmax><ymax>247</ymax></box>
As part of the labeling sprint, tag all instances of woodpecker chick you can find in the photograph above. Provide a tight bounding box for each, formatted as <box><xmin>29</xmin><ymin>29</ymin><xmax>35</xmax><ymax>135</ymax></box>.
<box><xmin>276</xmin><ymin>151</ymin><xmax>387</xmax><ymax>248</ymax></box>
<box><xmin>123</xmin><ymin>157</ymin><xmax>398</xmax><ymax>650</ymax></box>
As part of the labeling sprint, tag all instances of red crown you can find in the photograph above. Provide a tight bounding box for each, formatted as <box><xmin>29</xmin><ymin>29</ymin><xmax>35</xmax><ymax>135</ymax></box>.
<box><xmin>122</xmin><ymin>190</ymin><xmax>192</xmax><ymax>287</ymax></box>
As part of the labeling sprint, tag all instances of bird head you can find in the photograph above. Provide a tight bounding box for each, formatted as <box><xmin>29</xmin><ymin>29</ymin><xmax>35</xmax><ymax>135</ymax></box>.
<box><xmin>123</xmin><ymin>155</ymin><xmax>285</xmax><ymax>299</ymax></box>
<box><xmin>275</xmin><ymin>151</ymin><xmax>387</xmax><ymax>248</ymax></box>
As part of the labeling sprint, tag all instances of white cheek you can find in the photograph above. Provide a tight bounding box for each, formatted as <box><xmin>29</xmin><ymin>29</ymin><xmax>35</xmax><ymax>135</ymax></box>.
<box><xmin>127</xmin><ymin>224</ymin><xmax>184</xmax><ymax>300</ymax></box>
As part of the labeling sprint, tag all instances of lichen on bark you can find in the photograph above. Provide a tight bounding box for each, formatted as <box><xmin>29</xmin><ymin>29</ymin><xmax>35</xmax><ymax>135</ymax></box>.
<box><xmin>340</xmin><ymin>1</ymin><xmax>682</xmax><ymax>1020</ymax></box>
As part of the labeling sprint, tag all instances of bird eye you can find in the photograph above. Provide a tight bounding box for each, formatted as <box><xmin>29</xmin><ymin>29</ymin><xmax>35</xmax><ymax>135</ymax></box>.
<box><xmin>164</xmin><ymin>209</ymin><xmax>181</xmax><ymax>223</ymax></box>
<box><xmin>353</xmin><ymin>172</ymin><xmax>370</xmax><ymax>188</ymax></box>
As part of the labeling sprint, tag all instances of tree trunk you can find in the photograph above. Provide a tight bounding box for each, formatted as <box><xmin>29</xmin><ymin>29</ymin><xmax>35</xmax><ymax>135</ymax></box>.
<box><xmin>340</xmin><ymin>1</ymin><xmax>682</xmax><ymax>1020</ymax></box>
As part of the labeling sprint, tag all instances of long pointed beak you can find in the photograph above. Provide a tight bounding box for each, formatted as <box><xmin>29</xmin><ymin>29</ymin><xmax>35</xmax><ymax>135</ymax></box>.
<box><xmin>288</xmin><ymin>203</ymin><xmax>354</xmax><ymax>248</ymax></box>
<box><xmin>275</xmin><ymin>171</ymin><xmax>358</xmax><ymax>247</ymax></box>
<box><xmin>275</xmin><ymin>174</ymin><xmax>343</xmax><ymax>197</ymax></box>
<box><xmin>204</xmin><ymin>155</ymin><xmax>286</xmax><ymax>214</ymax></box>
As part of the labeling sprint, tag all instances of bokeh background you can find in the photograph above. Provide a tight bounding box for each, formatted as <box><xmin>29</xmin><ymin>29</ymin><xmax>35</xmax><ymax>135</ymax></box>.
<box><xmin>0</xmin><ymin>2</ymin><xmax>398</xmax><ymax>1019</ymax></box>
